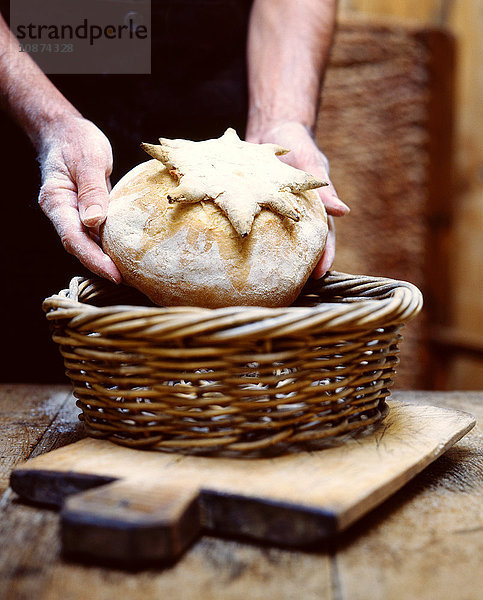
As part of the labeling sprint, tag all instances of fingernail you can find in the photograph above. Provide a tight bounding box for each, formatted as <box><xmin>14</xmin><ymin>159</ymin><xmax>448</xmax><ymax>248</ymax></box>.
<box><xmin>107</xmin><ymin>272</ymin><xmax>121</xmax><ymax>284</ymax></box>
<box><xmin>83</xmin><ymin>204</ymin><xmax>104</xmax><ymax>226</ymax></box>
<box><xmin>102</xmin><ymin>256</ymin><xmax>122</xmax><ymax>284</ymax></box>
<box><xmin>336</xmin><ymin>196</ymin><xmax>350</xmax><ymax>210</ymax></box>
<box><xmin>334</xmin><ymin>198</ymin><xmax>350</xmax><ymax>215</ymax></box>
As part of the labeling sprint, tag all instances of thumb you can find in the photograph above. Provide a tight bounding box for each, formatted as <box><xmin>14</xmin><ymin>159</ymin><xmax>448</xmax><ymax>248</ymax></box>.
<box><xmin>77</xmin><ymin>170</ymin><xmax>111</xmax><ymax>228</ymax></box>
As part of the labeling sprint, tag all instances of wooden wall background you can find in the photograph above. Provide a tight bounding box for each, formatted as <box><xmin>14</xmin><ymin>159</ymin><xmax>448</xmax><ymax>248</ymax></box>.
<box><xmin>336</xmin><ymin>0</ymin><xmax>482</xmax><ymax>389</ymax></box>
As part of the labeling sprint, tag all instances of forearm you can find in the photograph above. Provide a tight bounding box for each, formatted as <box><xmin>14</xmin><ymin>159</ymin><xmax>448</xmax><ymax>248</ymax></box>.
<box><xmin>246</xmin><ymin>0</ymin><xmax>336</xmax><ymax>140</ymax></box>
<box><xmin>0</xmin><ymin>13</ymin><xmax>80</xmax><ymax>152</ymax></box>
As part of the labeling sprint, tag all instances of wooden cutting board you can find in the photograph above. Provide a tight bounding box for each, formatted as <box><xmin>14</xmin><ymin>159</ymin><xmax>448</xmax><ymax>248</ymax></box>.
<box><xmin>10</xmin><ymin>401</ymin><xmax>475</xmax><ymax>564</ymax></box>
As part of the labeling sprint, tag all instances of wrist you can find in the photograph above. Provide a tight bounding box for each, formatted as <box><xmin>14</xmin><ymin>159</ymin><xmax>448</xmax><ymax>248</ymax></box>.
<box><xmin>245</xmin><ymin>117</ymin><xmax>314</xmax><ymax>144</ymax></box>
<box><xmin>30</xmin><ymin>106</ymin><xmax>83</xmax><ymax>154</ymax></box>
<box><xmin>32</xmin><ymin>107</ymin><xmax>85</xmax><ymax>156</ymax></box>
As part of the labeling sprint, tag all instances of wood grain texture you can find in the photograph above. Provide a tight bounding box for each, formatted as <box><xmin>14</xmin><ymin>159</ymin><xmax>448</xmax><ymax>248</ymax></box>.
<box><xmin>316</xmin><ymin>21</ymin><xmax>439</xmax><ymax>388</ymax></box>
<box><xmin>1</xmin><ymin>387</ymin><xmax>481</xmax><ymax>600</ymax></box>
<box><xmin>0</xmin><ymin>385</ymin><xmax>333</xmax><ymax>599</ymax></box>
<box><xmin>0</xmin><ymin>384</ymin><xmax>77</xmax><ymax>495</ymax></box>
<box><xmin>62</xmin><ymin>480</ymin><xmax>201</xmax><ymax>562</ymax></box>
<box><xmin>10</xmin><ymin>401</ymin><xmax>475</xmax><ymax>563</ymax></box>
<box><xmin>339</xmin><ymin>0</ymin><xmax>483</xmax><ymax>390</ymax></box>
<box><xmin>334</xmin><ymin>390</ymin><xmax>483</xmax><ymax>600</ymax></box>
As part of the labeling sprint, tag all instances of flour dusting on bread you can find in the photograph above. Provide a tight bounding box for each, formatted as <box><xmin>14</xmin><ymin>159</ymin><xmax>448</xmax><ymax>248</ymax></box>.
<box><xmin>101</xmin><ymin>131</ymin><xmax>328</xmax><ymax>308</ymax></box>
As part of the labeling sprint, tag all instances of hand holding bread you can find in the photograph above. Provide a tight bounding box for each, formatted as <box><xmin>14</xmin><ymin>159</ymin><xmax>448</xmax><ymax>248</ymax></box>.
<box><xmin>245</xmin><ymin>120</ymin><xmax>349</xmax><ymax>278</ymax></box>
<box><xmin>37</xmin><ymin>116</ymin><xmax>122</xmax><ymax>283</ymax></box>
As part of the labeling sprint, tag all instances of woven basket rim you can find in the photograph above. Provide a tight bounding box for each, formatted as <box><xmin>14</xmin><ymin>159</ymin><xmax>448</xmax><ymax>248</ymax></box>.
<box><xmin>42</xmin><ymin>271</ymin><xmax>423</xmax><ymax>341</ymax></box>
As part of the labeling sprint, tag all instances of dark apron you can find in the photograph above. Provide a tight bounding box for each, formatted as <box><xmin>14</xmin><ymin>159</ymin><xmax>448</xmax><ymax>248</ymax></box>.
<box><xmin>0</xmin><ymin>0</ymin><xmax>253</xmax><ymax>381</ymax></box>
<box><xmin>51</xmin><ymin>0</ymin><xmax>253</xmax><ymax>179</ymax></box>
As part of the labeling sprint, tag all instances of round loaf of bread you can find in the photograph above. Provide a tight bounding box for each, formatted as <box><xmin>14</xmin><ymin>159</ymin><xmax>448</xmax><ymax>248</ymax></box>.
<box><xmin>101</xmin><ymin>132</ymin><xmax>328</xmax><ymax>308</ymax></box>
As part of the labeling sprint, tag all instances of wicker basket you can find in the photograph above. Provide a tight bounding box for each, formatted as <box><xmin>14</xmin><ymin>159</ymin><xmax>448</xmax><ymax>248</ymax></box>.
<box><xmin>43</xmin><ymin>271</ymin><xmax>422</xmax><ymax>455</ymax></box>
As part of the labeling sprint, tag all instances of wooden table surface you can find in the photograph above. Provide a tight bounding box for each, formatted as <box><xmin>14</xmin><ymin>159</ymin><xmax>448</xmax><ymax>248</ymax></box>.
<box><xmin>0</xmin><ymin>385</ymin><xmax>481</xmax><ymax>600</ymax></box>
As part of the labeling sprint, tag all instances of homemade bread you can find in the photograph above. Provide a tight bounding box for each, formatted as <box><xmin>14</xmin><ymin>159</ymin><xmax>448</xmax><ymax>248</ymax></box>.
<box><xmin>101</xmin><ymin>129</ymin><xmax>328</xmax><ymax>308</ymax></box>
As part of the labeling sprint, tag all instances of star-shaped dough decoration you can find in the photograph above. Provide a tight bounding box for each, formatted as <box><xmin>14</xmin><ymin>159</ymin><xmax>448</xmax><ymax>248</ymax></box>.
<box><xmin>141</xmin><ymin>128</ymin><xmax>327</xmax><ymax>237</ymax></box>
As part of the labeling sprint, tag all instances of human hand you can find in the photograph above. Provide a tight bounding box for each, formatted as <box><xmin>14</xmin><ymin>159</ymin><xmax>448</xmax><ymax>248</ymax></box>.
<box><xmin>245</xmin><ymin>121</ymin><xmax>349</xmax><ymax>278</ymax></box>
<box><xmin>37</xmin><ymin>116</ymin><xmax>122</xmax><ymax>283</ymax></box>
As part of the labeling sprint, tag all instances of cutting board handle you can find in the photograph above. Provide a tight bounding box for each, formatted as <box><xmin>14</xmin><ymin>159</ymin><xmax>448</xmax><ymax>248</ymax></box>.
<box><xmin>61</xmin><ymin>479</ymin><xmax>201</xmax><ymax>562</ymax></box>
